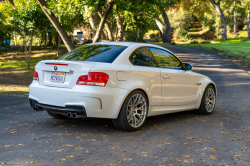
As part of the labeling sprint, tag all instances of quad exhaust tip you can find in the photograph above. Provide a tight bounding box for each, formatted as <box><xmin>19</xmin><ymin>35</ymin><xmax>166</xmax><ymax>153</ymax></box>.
<box><xmin>73</xmin><ymin>113</ymin><xmax>77</xmax><ymax>118</ymax></box>
<box><xmin>67</xmin><ymin>112</ymin><xmax>73</xmax><ymax>118</ymax></box>
<box><xmin>33</xmin><ymin>106</ymin><xmax>40</xmax><ymax>112</ymax></box>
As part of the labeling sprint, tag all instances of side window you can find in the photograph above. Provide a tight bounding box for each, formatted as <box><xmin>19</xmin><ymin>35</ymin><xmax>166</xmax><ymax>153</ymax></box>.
<box><xmin>149</xmin><ymin>47</ymin><xmax>183</xmax><ymax>70</ymax></box>
<box><xmin>130</xmin><ymin>47</ymin><xmax>158</xmax><ymax>67</ymax></box>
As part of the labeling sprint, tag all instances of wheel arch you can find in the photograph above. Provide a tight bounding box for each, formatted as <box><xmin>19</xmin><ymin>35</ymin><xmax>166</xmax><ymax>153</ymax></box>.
<box><xmin>114</xmin><ymin>87</ymin><xmax>150</xmax><ymax>119</ymax></box>
<box><xmin>208</xmin><ymin>83</ymin><xmax>217</xmax><ymax>94</ymax></box>
<box><xmin>202</xmin><ymin>80</ymin><xmax>217</xmax><ymax>99</ymax></box>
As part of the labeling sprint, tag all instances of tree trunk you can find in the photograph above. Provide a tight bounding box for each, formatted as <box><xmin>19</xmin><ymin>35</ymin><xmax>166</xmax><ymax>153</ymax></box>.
<box><xmin>57</xmin><ymin>36</ymin><xmax>60</xmax><ymax>56</ymax></box>
<box><xmin>155</xmin><ymin>17</ymin><xmax>164</xmax><ymax>33</ymax></box>
<box><xmin>115</xmin><ymin>25</ymin><xmax>118</xmax><ymax>41</ymax></box>
<box><xmin>247</xmin><ymin>6</ymin><xmax>250</xmax><ymax>39</ymax></box>
<box><xmin>24</xmin><ymin>31</ymin><xmax>28</xmax><ymax>66</ymax></box>
<box><xmin>209</xmin><ymin>0</ymin><xmax>227</xmax><ymax>40</ymax></box>
<box><xmin>101</xmin><ymin>30</ymin><xmax>107</xmax><ymax>40</ymax></box>
<box><xmin>105</xmin><ymin>22</ymin><xmax>114</xmax><ymax>41</ymax></box>
<box><xmin>233</xmin><ymin>0</ymin><xmax>237</xmax><ymax>34</ymax></box>
<box><xmin>13</xmin><ymin>32</ymin><xmax>16</xmax><ymax>45</ymax></box>
<box><xmin>39</xmin><ymin>37</ymin><xmax>42</xmax><ymax>49</ymax></box>
<box><xmin>27</xmin><ymin>30</ymin><xmax>34</xmax><ymax>69</ymax></box>
<box><xmin>93</xmin><ymin>0</ymin><xmax>114</xmax><ymax>43</ymax></box>
<box><xmin>159</xmin><ymin>6</ymin><xmax>171</xmax><ymax>43</ymax></box>
<box><xmin>93</xmin><ymin>6</ymin><xmax>98</xmax><ymax>38</ymax></box>
<box><xmin>47</xmin><ymin>32</ymin><xmax>53</xmax><ymax>46</ymax></box>
<box><xmin>115</xmin><ymin>14</ymin><xmax>124</xmax><ymax>41</ymax></box>
<box><xmin>98</xmin><ymin>12</ymin><xmax>114</xmax><ymax>41</ymax></box>
<box><xmin>85</xmin><ymin>5</ymin><xmax>95</xmax><ymax>39</ymax></box>
<box><xmin>37</xmin><ymin>0</ymin><xmax>74</xmax><ymax>52</ymax></box>
<box><xmin>44</xmin><ymin>33</ymin><xmax>47</xmax><ymax>45</ymax></box>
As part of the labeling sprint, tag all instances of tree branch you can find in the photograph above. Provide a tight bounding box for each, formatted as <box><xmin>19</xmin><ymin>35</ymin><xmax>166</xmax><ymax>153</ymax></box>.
<box><xmin>37</xmin><ymin>0</ymin><xmax>74</xmax><ymax>52</ymax></box>
<box><xmin>93</xmin><ymin>0</ymin><xmax>114</xmax><ymax>43</ymax></box>
<box><xmin>98</xmin><ymin>12</ymin><xmax>114</xmax><ymax>41</ymax></box>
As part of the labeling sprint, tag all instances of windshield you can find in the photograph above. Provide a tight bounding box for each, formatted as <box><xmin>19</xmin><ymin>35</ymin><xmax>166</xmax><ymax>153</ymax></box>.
<box><xmin>58</xmin><ymin>44</ymin><xmax>127</xmax><ymax>63</ymax></box>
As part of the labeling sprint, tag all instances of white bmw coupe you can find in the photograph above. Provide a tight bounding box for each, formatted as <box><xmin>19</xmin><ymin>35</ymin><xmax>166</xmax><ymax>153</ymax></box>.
<box><xmin>29</xmin><ymin>42</ymin><xmax>216</xmax><ymax>131</ymax></box>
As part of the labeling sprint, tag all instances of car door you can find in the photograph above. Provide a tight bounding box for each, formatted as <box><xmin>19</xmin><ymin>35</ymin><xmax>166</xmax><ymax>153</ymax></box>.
<box><xmin>129</xmin><ymin>47</ymin><xmax>163</xmax><ymax>106</ymax></box>
<box><xmin>149</xmin><ymin>47</ymin><xmax>200</xmax><ymax>106</ymax></box>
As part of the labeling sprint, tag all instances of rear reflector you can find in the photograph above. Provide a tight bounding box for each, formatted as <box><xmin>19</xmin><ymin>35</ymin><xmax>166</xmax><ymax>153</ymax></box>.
<box><xmin>45</xmin><ymin>63</ymin><xmax>68</xmax><ymax>66</ymax></box>
<box><xmin>77</xmin><ymin>72</ymin><xmax>109</xmax><ymax>87</ymax></box>
<box><xmin>33</xmin><ymin>69</ymin><xmax>39</xmax><ymax>81</ymax></box>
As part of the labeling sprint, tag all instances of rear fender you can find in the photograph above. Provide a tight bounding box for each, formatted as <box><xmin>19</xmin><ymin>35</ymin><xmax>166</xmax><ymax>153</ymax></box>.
<box><xmin>114</xmin><ymin>86</ymin><xmax>150</xmax><ymax>119</ymax></box>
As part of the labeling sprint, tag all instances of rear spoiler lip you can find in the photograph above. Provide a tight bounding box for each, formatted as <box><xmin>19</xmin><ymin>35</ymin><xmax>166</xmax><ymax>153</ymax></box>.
<box><xmin>45</xmin><ymin>63</ymin><xmax>68</xmax><ymax>66</ymax></box>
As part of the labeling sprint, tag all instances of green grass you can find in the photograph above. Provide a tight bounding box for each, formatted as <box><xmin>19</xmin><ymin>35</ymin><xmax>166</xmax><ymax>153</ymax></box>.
<box><xmin>0</xmin><ymin>46</ymin><xmax>69</xmax><ymax>96</ymax></box>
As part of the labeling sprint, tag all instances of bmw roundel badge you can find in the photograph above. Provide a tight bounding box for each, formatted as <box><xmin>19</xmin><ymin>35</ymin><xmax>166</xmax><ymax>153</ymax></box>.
<box><xmin>54</xmin><ymin>66</ymin><xmax>57</xmax><ymax>70</ymax></box>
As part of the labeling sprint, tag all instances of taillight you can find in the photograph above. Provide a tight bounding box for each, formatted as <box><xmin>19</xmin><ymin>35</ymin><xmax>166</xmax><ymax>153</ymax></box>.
<box><xmin>33</xmin><ymin>69</ymin><xmax>39</xmax><ymax>81</ymax></box>
<box><xmin>77</xmin><ymin>72</ymin><xmax>109</xmax><ymax>86</ymax></box>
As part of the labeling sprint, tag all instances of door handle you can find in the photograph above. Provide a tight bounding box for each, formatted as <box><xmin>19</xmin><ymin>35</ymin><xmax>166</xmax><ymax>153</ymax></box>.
<box><xmin>162</xmin><ymin>75</ymin><xmax>170</xmax><ymax>79</ymax></box>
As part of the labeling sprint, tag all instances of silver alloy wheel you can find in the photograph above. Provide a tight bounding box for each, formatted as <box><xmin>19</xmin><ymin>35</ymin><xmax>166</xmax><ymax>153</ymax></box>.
<box><xmin>204</xmin><ymin>88</ymin><xmax>216</xmax><ymax>113</ymax></box>
<box><xmin>126</xmin><ymin>94</ymin><xmax>147</xmax><ymax>128</ymax></box>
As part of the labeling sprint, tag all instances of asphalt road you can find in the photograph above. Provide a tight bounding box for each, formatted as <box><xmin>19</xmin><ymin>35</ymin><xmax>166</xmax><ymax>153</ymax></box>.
<box><xmin>0</xmin><ymin>46</ymin><xmax>250</xmax><ymax>166</ymax></box>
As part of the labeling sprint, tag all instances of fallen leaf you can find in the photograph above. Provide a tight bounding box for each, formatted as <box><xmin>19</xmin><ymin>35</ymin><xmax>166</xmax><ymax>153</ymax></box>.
<box><xmin>58</xmin><ymin>158</ymin><xmax>66</xmax><ymax>161</ymax></box>
<box><xmin>65</xmin><ymin>144</ymin><xmax>74</xmax><ymax>147</ymax></box>
<box><xmin>210</xmin><ymin>155</ymin><xmax>217</xmax><ymax>159</ymax></box>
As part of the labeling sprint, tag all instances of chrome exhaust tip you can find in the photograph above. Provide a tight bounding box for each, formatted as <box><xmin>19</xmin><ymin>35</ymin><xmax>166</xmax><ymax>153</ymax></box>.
<box><xmin>72</xmin><ymin>113</ymin><xmax>77</xmax><ymax>118</ymax></box>
<box><xmin>72</xmin><ymin>113</ymin><xmax>85</xmax><ymax>118</ymax></box>
<box><xmin>67</xmin><ymin>112</ymin><xmax>73</xmax><ymax>118</ymax></box>
<box><xmin>33</xmin><ymin>106</ymin><xmax>40</xmax><ymax>111</ymax></box>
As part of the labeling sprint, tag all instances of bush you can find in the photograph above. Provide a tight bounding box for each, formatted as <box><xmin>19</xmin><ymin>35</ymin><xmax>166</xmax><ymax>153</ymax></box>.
<box><xmin>238</xmin><ymin>31</ymin><xmax>248</xmax><ymax>38</ymax></box>
<box><xmin>220</xmin><ymin>31</ymin><xmax>248</xmax><ymax>39</ymax></box>
<box><xmin>149</xmin><ymin>33</ymin><xmax>156</xmax><ymax>39</ymax></box>
<box><xmin>190</xmin><ymin>41</ymin><xmax>198</xmax><ymax>44</ymax></box>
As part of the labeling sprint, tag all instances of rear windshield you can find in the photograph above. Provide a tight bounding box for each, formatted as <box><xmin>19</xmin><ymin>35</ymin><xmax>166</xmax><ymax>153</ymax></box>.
<box><xmin>58</xmin><ymin>44</ymin><xmax>127</xmax><ymax>63</ymax></box>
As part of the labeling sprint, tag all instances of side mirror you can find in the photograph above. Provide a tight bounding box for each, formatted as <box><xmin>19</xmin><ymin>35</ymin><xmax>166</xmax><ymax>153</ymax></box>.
<box><xmin>183</xmin><ymin>63</ymin><xmax>193</xmax><ymax>70</ymax></box>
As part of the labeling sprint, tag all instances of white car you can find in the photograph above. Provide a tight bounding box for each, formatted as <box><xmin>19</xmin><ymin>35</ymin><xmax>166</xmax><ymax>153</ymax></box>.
<box><xmin>29</xmin><ymin>42</ymin><xmax>216</xmax><ymax>131</ymax></box>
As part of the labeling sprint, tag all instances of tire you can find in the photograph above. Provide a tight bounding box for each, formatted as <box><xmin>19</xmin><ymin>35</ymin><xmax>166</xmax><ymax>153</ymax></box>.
<box><xmin>196</xmin><ymin>85</ymin><xmax>216</xmax><ymax>115</ymax></box>
<box><xmin>112</xmin><ymin>90</ymin><xmax>148</xmax><ymax>131</ymax></box>
<box><xmin>46</xmin><ymin>110</ymin><xmax>68</xmax><ymax>119</ymax></box>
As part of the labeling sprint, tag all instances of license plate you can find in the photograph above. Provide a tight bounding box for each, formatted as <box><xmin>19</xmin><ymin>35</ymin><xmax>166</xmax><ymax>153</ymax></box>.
<box><xmin>50</xmin><ymin>72</ymin><xmax>65</xmax><ymax>83</ymax></box>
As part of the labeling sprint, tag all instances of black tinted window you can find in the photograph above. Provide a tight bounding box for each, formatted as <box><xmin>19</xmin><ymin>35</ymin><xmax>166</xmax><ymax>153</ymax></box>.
<box><xmin>59</xmin><ymin>45</ymin><xmax>127</xmax><ymax>63</ymax></box>
<box><xmin>149</xmin><ymin>47</ymin><xmax>183</xmax><ymax>69</ymax></box>
<box><xmin>130</xmin><ymin>47</ymin><xmax>158</xmax><ymax>67</ymax></box>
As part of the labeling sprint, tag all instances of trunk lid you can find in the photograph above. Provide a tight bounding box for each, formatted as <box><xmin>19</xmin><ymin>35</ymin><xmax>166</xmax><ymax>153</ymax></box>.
<box><xmin>36</xmin><ymin>60</ymin><xmax>95</xmax><ymax>88</ymax></box>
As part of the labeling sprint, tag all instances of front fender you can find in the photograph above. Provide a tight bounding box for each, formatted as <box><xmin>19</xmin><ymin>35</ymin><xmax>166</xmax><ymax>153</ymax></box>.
<box><xmin>199</xmin><ymin>77</ymin><xmax>217</xmax><ymax>102</ymax></box>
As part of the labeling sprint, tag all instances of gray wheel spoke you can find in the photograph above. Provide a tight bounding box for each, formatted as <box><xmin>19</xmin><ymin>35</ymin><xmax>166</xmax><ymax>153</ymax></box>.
<box><xmin>204</xmin><ymin>88</ymin><xmax>216</xmax><ymax>113</ymax></box>
<box><xmin>137</xmin><ymin>103</ymin><xmax>146</xmax><ymax>111</ymax></box>
<box><xmin>126</xmin><ymin>93</ymin><xmax>147</xmax><ymax>128</ymax></box>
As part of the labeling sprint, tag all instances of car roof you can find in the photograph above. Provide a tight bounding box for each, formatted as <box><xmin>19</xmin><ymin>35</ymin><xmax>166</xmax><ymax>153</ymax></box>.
<box><xmin>90</xmin><ymin>41</ymin><xmax>175</xmax><ymax>55</ymax></box>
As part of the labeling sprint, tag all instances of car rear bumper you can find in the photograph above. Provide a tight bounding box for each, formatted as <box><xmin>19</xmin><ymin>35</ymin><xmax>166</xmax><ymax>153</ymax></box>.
<box><xmin>29</xmin><ymin>82</ymin><xmax>129</xmax><ymax>119</ymax></box>
<box><xmin>29</xmin><ymin>98</ymin><xmax>87</xmax><ymax>116</ymax></box>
